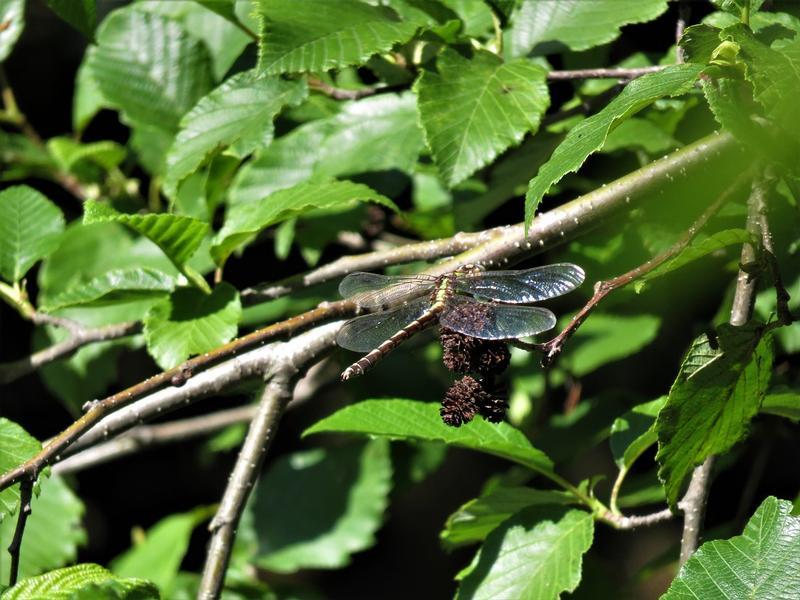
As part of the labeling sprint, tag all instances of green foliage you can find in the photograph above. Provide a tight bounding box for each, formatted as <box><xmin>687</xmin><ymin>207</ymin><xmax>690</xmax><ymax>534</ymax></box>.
<box><xmin>505</xmin><ymin>0</ymin><xmax>669</xmax><ymax>57</ymax></box>
<box><xmin>416</xmin><ymin>48</ymin><xmax>549</xmax><ymax>186</ymax></box>
<box><xmin>45</xmin><ymin>0</ymin><xmax>96</xmax><ymax>39</ymax></box>
<box><xmin>305</xmin><ymin>399</ymin><xmax>555</xmax><ymax>478</ymax></box>
<box><xmin>3</xmin><ymin>563</ymin><xmax>159</xmax><ymax>599</ymax></box>
<box><xmin>111</xmin><ymin>507</ymin><xmax>212</xmax><ymax>594</ymax></box>
<box><xmin>253</xmin><ymin>440</ymin><xmax>392</xmax><ymax>572</ymax></box>
<box><xmin>656</xmin><ymin>325</ymin><xmax>774</xmax><ymax>506</ymax></box>
<box><xmin>610</xmin><ymin>397</ymin><xmax>666</xmax><ymax>470</ymax></box>
<box><xmin>143</xmin><ymin>282</ymin><xmax>241</xmax><ymax>369</ymax></box>
<box><xmin>41</xmin><ymin>268</ymin><xmax>175</xmax><ymax>312</ymax></box>
<box><xmin>0</xmin><ymin>0</ymin><xmax>25</xmax><ymax>62</ymax></box>
<box><xmin>255</xmin><ymin>0</ymin><xmax>420</xmax><ymax>74</ymax></box>
<box><xmin>0</xmin><ymin>475</ymin><xmax>85</xmax><ymax>582</ymax></box>
<box><xmin>0</xmin><ymin>186</ymin><xmax>64</xmax><ymax>283</ymax></box>
<box><xmin>524</xmin><ymin>64</ymin><xmax>703</xmax><ymax>227</ymax></box>
<box><xmin>0</xmin><ymin>419</ymin><xmax>40</xmax><ymax>520</ymax></box>
<box><xmin>761</xmin><ymin>392</ymin><xmax>800</xmax><ymax>421</ymax></box>
<box><xmin>664</xmin><ymin>496</ymin><xmax>800</xmax><ymax>599</ymax></box>
<box><xmin>456</xmin><ymin>505</ymin><xmax>594</xmax><ymax>600</ymax></box>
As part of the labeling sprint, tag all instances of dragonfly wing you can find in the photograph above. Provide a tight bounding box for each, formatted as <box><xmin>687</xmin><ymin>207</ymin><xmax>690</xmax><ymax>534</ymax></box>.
<box><xmin>454</xmin><ymin>263</ymin><xmax>585</xmax><ymax>303</ymax></box>
<box><xmin>339</xmin><ymin>272</ymin><xmax>435</xmax><ymax>308</ymax></box>
<box><xmin>336</xmin><ymin>297</ymin><xmax>431</xmax><ymax>352</ymax></box>
<box><xmin>440</xmin><ymin>296</ymin><xmax>556</xmax><ymax>340</ymax></box>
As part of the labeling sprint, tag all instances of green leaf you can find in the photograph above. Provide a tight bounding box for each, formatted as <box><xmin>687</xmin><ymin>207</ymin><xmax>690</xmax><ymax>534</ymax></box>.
<box><xmin>663</xmin><ymin>496</ymin><xmax>800</xmax><ymax>599</ymax></box>
<box><xmin>0</xmin><ymin>418</ymin><xmax>40</xmax><ymax>521</ymax></box>
<box><xmin>253</xmin><ymin>440</ymin><xmax>392</xmax><ymax>572</ymax></box>
<box><xmin>524</xmin><ymin>63</ymin><xmax>703</xmax><ymax>228</ymax></box>
<box><xmin>47</xmin><ymin>137</ymin><xmax>126</xmax><ymax>173</ymax></box>
<box><xmin>3</xmin><ymin>564</ymin><xmax>159</xmax><ymax>599</ymax></box>
<box><xmin>710</xmin><ymin>0</ymin><xmax>767</xmax><ymax>16</ymax></box>
<box><xmin>111</xmin><ymin>507</ymin><xmax>211</xmax><ymax>593</ymax></box>
<box><xmin>212</xmin><ymin>180</ymin><xmax>398</xmax><ymax>265</ymax></box>
<box><xmin>45</xmin><ymin>0</ymin><xmax>96</xmax><ymax>38</ymax></box>
<box><xmin>255</xmin><ymin>0</ymin><xmax>420</xmax><ymax>74</ymax></box>
<box><xmin>609</xmin><ymin>397</ymin><xmax>666</xmax><ymax>470</ymax></box>
<box><xmin>82</xmin><ymin>201</ymin><xmax>209</xmax><ymax>286</ymax></box>
<box><xmin>600</xmin><ymin>117</ymin><xmax>679</xmax><ymax>155</ymax></box>
<box><xmin>504</xmin><ymin>0</ymin><xmax>668</xmax><ymax>58</ymax></box>
<box><xmin>456</xmin><ymin>505</ymin><xmax>594</xmax><ymax>600</ymax></box>
<box><xmin>230</xmin><ymin>93</ymin><xmax>424</xmax><ymax>206</ymax></box>
<box><xmin>304</xmin><ymin>400</ymin><xmax>556</xmax><ymax>478</ymax></box>
<box><xmin>192</xmin><ymin>0</ymin><xmax>240</xmax><ymax>25</ymax></box>
<box><xmin>416</xmin><ymin>49</ymin><xmax>549</xmax><ymax>187</ymax></box>
<box><xmin>0</xmin><ymin>475</ymin><xmax>85</xmax><ymax>582</ymax></box>
<box><xmin>656</xmin><ymin>324</ymin><xmax>774</xmax><ymax>507</ymax></box>
<box><xmin>163</xmin><ymin>70</ymin><xmax>307</xmax><ymax>199</ymax></box>
<box><xmin>563</xmin><ymin>314</ymin><xmax>660</xmax><ymax>376</ymax></box>
<box><xmin>41</xmin><ymin>268</ymin><xmax>175</xmax><ymax>312</ymax></box>
<box><xmin>636</xmin><ymin>229</ymin><xmax>753</xmax><ymax>291</ymax></box>
<box><xmin>0</xmin><ymin>0</ymin><xmax>25</xmax><ymax>61</ymax></box>
<box><xmin>0</xmin><ymin>185</ymin><xmax>65</xmax><ymax>283</ymax></box>
<box><xmin>87</xmin><ymin>5</ymin><xmax>213</xmax><ymax>131</ymax></box>
<box><xmin>761</xmin><ymin>392</ymin><xmax>800</xmax><ymax>421</ymax></box>
<box><xmin>679</xmin><ymin>23</ymin><xmax>723</xmax><ymax>65</ymax></box>
<box><xmin>73</xmin><ymin>59</ymin><xmax>107</xmax><ymax>133</ymax></box>
<box><xmin>143</xmin><ymin>282</ymin><xmax>241</xmax><ymax>369</ymax></box>
<box><xmin>441</xmin><ymin>486</ymin><xmax>574</xmax><ymax>548</ymax></box>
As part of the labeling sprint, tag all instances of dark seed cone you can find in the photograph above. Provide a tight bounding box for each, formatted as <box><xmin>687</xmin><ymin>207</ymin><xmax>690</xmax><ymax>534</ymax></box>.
<box><xmin>440</xmin><ymin>375</ymin><xmax>482</xmax><ymax>427</ymax></box>
<box><xmin>478</xmin><ymin>390</ymin><xmax>508</xmax><ymax>423</ymax></box>
<box><xmin>440</xmin><ymin>327</ymin><xmax>510</xmax><ymax>375</ymax></box>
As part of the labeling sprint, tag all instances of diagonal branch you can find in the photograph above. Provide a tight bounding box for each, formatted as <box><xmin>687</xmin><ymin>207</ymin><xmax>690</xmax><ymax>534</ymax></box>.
<box><xmin>6</xmin><ymin>479</ymin><xmax>33</xmax><ymax>587</ymax></box>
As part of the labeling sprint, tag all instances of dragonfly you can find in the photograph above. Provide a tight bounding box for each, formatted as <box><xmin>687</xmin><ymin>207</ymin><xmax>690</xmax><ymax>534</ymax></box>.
<box><xmin>336</xmin><ymin>263</ymin><xmax>585</xmax><ymax>380</ymax></box>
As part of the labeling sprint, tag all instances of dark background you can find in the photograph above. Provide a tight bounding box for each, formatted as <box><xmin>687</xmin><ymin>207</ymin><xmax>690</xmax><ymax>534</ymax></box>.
<box><xmin>2</xmin><ymin>1</ymin><xmax>799</xmax><ymax>598</ymax></box>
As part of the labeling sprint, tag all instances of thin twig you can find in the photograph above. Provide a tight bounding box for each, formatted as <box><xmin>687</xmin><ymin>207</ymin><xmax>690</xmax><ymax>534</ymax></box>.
<box><xmin>676</xmin><ymin>1</ymin><xmax>690</xmax><ymax>63</ymax></box>
<box><xmin>538</xmin><ymin>169</ymin><xmax>752</xmax><ymax>366</ymax></box>
<box><xmin>0</xmin><ymin>321</ymin><xmax>141</xmax><ymax>385</ymax></box>
<box><xmin>546</xmin><ymin>66</ymin><xmax>665</xmax><ymax>81</ymax></box>
<box><xmin>307</xmin><ymin>77</ymin><xmax>389</xmax><ymax>100</ymax></box>
<box><xmin>52</xmin><ymin>405</ymin><xmax>256</xmax><ymax>475</ymax></box>
<box><xmin>600</xmin><ymin>507</ymin><xmax>675</xmax><ymax>530</ymax></box>
<box><xmin>677</xmin><ymin>456</ymin><xmax>714</xmax><ymax>566</ymax></box>
<box><xmin>7</xmin><ymin>479</ymin><xmax>33</xmax><ymax>587</ymax></box>
<box><xmin>754</xmin><ymin>183</ymin><xmax>793</xmax><ymax>325</ymax></box>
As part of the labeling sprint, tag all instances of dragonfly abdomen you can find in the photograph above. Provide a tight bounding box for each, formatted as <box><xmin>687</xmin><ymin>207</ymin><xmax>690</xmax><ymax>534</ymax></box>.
<box><xmin>340</xmin><ymin>305</ymin><xmax>443</xmax><ymax>380</ymax></box>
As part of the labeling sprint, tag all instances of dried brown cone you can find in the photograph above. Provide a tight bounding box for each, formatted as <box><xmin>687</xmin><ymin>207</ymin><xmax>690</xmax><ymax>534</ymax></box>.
<box><xmin>440</xmin><ymin>375</ymin><xmax>508</xmax><ymax>426</ymax></box>
<box><xmin>440</xmin><ymin>327</ymin><xmax>510</xmax><ymax>375</ymax></box>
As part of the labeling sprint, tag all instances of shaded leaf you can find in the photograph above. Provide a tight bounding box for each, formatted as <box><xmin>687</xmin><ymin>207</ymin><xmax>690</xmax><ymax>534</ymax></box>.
<box><xmin>456</xmin><ymin>505</ymin><xmax>594</xmax><ymax>599</ymax></box>
<box><xmin>0</xmin><ymin>185</ymin><xmax>65</xmax><ymax>283</ymax></box>
<box><xmin>636</xmin><ymin>229</ymin><xmax>753</xmax><ymax>291</ymax></box>
<box><xmin>609</xmin><ymin>397</ymin><xmax>666</xmax><ymax>470</ymax></box>
<box><xmin>143</xmin><ymin>283</ymin><xmax>241</xmax><ymax>369</ymax></box>
<box><xmin>656</xmin><ymin>324</ymin><xmax>774</xmax><ymax>507</ymax></box>
<box><xmin>253</xmin><ymin>440</ymin><xmax>392</xmax><ymax>572</ymax></box>
<box><xmin>3</xmin><ymin>564</ymin><xmax>159</xmax><ymax>599</ymax></box>
<box><xmin>563</xmin><ymin>314</ymin><xmax>660</xmax><ymax>376</ymax></box>
<box><xmin>112</xmin><ymin>507</ymin><xmax>211</xmax><ymax>593</ymax></box>
<box><xmin>761</xmin><ymin>392</ymin><xmax>800</xmax><ymax>421</ymax></box>
<box><xmin>256</xmin><ymin>0</ymin><xmax>420</xmax><ymax>74</ymax></box>
<box><xmin>416</xmin><ymin>48</ymin><xmax>549</xmax><ymax>186</ymax></box>
<box><xmin>87</xmin><ymin>6</ymin><xmax>213</xmax><ymax>131</ymax></box>
<box><xmin>524</xmin><ymin>64</ymin><xmax>702</xmax><ymax>227</ymax></box>
<box><xmin>441</xmin><ymin>486</ymin><xmax>574</xmax><ymax>548</ymax></box>
<box><xmin>504</xmin><ymin>0</ymin><xmax>668</xmax><ymax>58</ymax></box>
<box><xmin>45</xmin><ymin>0</ymin><xmax>96</xmax><ymax>38</ymax></box>
<box><xmin>600</xmin><ymin>117</ymin><xmax>679</xmax><ymax>154</ymax></box>
<box><xmin>0</xmin><ymin>0</ymin><xmax>24</xmax><ymax>62</ymax></box>
<box><xmin>679</xmin><ymin>23</ymin><xmax>722</xmax><ymax>65</ymax></box>
<box><xmin>0</xmin><ymin>418</ymin><xmax>40</xmax><ymax>521</ymax></box>
<box><xmin>663</xmin><ymin>496</ymin><xmax>800</xmax><ymax>599</ymax></box>
<box><xmin>47</xmin><ymin>137</ymin><xmax>126</xmax><ymax>173</ymax></box>
<box><xmin>41</xmin><ymin>268</ymin><xmax>175</xmax><ymax>312</ymax></box>
<box><xmin>305</xmin><ymin>399</ymin><xmax>556</xmax><ymax>478</ymax></box>
<box><xmin>212</xmin><ymin>180</ymin><xmax>397</xmax><ymax>265</ymax></box>
<box><xmin>163</xmin><ymin>70</ymin><xmax>307</xmax><ymax>198</ymax></box>
<box><xmin>0</xmin><ymin>475</ymin><xmax>85</xmax><ymax>582</ymax></box>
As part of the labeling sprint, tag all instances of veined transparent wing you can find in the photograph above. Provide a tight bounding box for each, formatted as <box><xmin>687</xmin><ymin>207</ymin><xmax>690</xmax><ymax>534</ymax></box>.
<box><xmin>439</xmin><ymin>296</ymin><xmax>556</xmax><ymax>340</ymax></box>
<box><xmin>336</xmin><ymin>297</ymin><xmax>431</xmax><ymax>352</ymax></box>
<box><xmin>339</xmin><ymin>272</ymin><xmax>436</xmax><ymax>309</ymax></box>
<box><xmin>453</xmin><ymin>263</ymin><xmax>585</xmax><ymax>304</ymax></box>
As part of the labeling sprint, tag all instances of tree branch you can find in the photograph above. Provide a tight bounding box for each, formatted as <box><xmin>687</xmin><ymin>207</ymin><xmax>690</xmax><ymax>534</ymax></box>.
<box><xmin>6</xmin><ymin>479</ymin><xmax>32</xmax><ymax>587</ymax></box>
<box><xmin>0</xmin><ymin>320</ymin><xmax>141</xmax><ymax>385</ymax></box>
<box><xmin>677</xmin><ymin>456</ymin><xmax>715</xmax><ymax>566</ymax></box>
<box><xmin>546</xmin><ymin>66</ymin><xmax>665</xmax><ymax>81</ymax></box>
<box><xmin>600</xmin><ymin>507</ymin><xmax>675</xmax><ymax>530</ymax></box>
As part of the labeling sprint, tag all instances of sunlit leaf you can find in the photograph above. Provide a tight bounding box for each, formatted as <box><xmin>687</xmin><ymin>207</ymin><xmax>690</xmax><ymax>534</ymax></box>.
<box><xmin>0</xmin><ymin>418</ymin><xmax>40</xmax><ymax>521</ymax></box>
<box><xmin>0</xmin><ymin>185</ymin><xmax>65</xmax><ymax>283</ymax></box>
<box><xmin>504</xmin><ymin>0</ymin><xmax>668</xmax><ymax>58</ymax></box>
<box><xmin>761</xmin><ymin>391</ymin><xmax>800</xmax><ymax>421</ymax></box>
<box><xmin>143</xmin><ymin>282</ymin><xmax>241</xmax><ymax>369</ymax></box>
<box><xmin>524</xmin><ymin>64</ymin><xmax>702</xmax><ymax>228</ymax></box>
<box><xmin>253</xmin><ymin>440</ymin><xmax>392</xmax><ymax>572</ymax></box>
<box><xmin>3</xmin><ymin>564</ymin><xmax>159</xmax><ymax>599</ymax></box>
<box><xmin>255</xmin><ymin>0</ymin><xmax>420</xmax><ymax>74</ymax></box>
<box><xmin>416</xmin><ymin>48</ymin><xmax>549</xmax><ymax>187</ymax></box>
<box><xmin>41</xmin><ymin>268</ymin><xmax>175</xmax><ymax>312</ymax></box>
<box><xmin>656</xmin><ymin>324</ymin><xmax>773</xmax><ymax>506</ymax></box>
<box><xmin>305</xmin><ymin>399</ymin><xmax>556</xmax><ymax>478</ymax></box>
<box><xmin>0</xmin><ymin>0</ymin><xmax>25</xmax><ymax>62</ymax></box>
<box><xmin>456</xmin><ymin>505</ymin><xmax>594</xmax><ymax>600</ymax></box>
<box><xmin>663</xmin><ymin>496</ymin><xmax>800</xmax><ymax>599</ymax></box>
<box><xmin>163</xmin><ymin>69</ymin><xmax>307</xmax><ymax>198</ymax></box>
<box><xmin>609</xmin><ymin>397</ymin><xmax>666</xmax><ymax>470</ymax></box>
<box><xmin>47</xmin><ymin>137</ymin><xmax>126</xmax><ymax>173</ymax></box>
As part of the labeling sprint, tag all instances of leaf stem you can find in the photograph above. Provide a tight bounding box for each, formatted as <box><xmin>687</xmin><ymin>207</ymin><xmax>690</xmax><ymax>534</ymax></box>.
<box><xmin>6</xmin><ymin>479</ymin><xmax>33</xmax><ymax>587</ymax></box>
